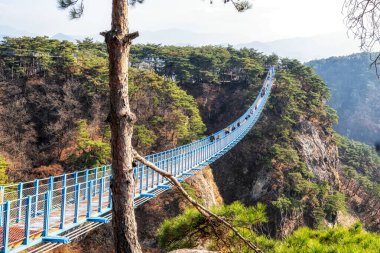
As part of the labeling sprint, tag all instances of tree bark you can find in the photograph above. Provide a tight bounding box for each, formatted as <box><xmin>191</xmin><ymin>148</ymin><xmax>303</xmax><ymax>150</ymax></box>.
<box><xmin>105</xmin><ymin>0</ymin><xmax>141</xmax><ymax>252</ymax></box>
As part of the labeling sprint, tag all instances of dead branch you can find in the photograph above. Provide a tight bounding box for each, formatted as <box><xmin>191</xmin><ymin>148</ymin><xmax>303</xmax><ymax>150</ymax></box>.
<box><xmin>133</xmin><ymin>150</ymin><xmax>263</xmax><ymax>253</ymax></box>
<box><xmin>343</xmin><ymin>0</ymin><xmax>380</xmax><ymax>77</ymax></box>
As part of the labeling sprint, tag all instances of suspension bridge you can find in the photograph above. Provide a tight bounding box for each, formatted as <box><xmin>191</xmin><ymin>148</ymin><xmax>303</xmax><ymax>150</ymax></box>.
<box><xmin>0</xmin><ymin>66</ymin><xmax>275</xmax><ymax>253</ymax></box>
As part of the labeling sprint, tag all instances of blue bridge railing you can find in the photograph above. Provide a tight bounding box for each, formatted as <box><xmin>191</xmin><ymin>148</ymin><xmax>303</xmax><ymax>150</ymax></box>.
<box><xmin>0</xmin><ymin>66</ymin><xmax>275</xmax><ymax>253</ymax></box>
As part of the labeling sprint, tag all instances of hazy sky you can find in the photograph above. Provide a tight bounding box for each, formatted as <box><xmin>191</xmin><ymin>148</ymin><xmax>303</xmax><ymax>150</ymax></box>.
<box><xmin>0</xmin><ymin>0</ymin><xmax>350</xmax><ymax>43</ymax></box>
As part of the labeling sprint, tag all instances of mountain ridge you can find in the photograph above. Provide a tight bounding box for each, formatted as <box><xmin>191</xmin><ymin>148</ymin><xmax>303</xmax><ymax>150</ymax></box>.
<box><xmin>0</xmin><ymin>26</ymin><xmax>361</xmax><ymax>62</ymax></box>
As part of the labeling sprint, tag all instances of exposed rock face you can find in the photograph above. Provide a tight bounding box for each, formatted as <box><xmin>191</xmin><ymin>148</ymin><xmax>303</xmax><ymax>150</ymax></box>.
<box><xmin>53</xmin><ymin>167</ymin><xmax>223</xmax><ymax>253</ymax></box>
<box><xmin>334</xmin><ymin>211</ymin><xmax>358</xmax><ymax>228</ymax></box>
<box><xmin>295</xmin><ymin>121</ymin><xmax>340</xmax><ymax>187</ymax></box>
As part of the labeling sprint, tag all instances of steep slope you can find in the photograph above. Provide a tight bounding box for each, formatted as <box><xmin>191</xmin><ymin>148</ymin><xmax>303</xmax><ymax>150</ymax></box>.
<box><xmin>337</xmin><ymin>135</ymin><xmax>380</xmax><ymax>232</ymax></box>
<box><xmin>308</xmin><ymin>53</ymin><xmax>380</xmax><ymax>145</ymax></box>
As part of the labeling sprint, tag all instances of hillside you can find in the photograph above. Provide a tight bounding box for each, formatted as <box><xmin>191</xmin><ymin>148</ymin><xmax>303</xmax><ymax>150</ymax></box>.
<box><xmin>0</xmin><ymin>37</ymin><xmax>205</xmax><ymax>181</ymax></box>
<box><xmin>1</xmin><ymin>38</ymin><xmax>380</xmax><ymax>252</ymax></box>
<box><xmin>308</xmin><ymin>53</ymin><xmax>380</xmax><ymax>146</ymax></box>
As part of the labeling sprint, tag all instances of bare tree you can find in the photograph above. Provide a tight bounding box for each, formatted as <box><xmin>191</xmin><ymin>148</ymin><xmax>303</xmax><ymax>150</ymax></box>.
<box><xmin>343</xmin><ymin>0</ymin><xmax>380</xmax><ymax>75</ymax></box>
<box><xmin>58</xmin><ymin>0</ymin><xmax>252</xmax><ymax>252</ymax></box>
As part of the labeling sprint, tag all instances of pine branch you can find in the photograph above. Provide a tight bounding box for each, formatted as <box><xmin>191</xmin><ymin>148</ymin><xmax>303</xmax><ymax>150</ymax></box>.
<box><xmin>223</xmin><ymin>0</ymin><xmax>252</xmax><ymax>12</ymax></box>
<box><xmin>129</xmin><ymin>0</ymin><xmax>145</xmax><ymax>6</ymax></box>
<box><xmin>57</xmin><ymin>0</ymin><xmax>79</xmax><ymax>9</ymax></box>
<box><xmin>57</xmin><ymin>0</ymin><xmax>84</xmax><ymax>19</ymax></box>
<box><xmin>133</xmin><ymin>150</ymin><xmax>263</xmax><ymax>253</ymax></box>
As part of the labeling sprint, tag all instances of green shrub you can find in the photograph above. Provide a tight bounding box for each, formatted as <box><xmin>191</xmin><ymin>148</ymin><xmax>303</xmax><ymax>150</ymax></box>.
<box><xmin>134</xmin><ymin>124</ymin><xmax>157</xmax><ymax>149</ymax></box>
<box><xmin>0</xmin><ymin>155</ymin><xmax>9</xmax><ymax>184</ymax></box>
<box><xmin>157</xmin><ymin>202</ymin><xmax>267</xmax><ymax>252</ymax></box>
<box><xmin>276</xmin><ymin>224</ymin><xmax>380</xmax><ymax>253</ymax></box>
<box><xmin>69</xmin><ymin>119</ymin><xmax>111</xmax><ymax>169</ymax></box>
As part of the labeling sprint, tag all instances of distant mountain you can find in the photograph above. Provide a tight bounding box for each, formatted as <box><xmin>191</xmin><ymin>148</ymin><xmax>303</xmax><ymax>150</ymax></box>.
<box><xmin>0</xmin><ymin>25</ymin><xmax>36</xmax><ymax>40</ymax></box>
<box><xmin>308</xmin><ymin>53</ymin><xmax>380</xmax><ymax>145</ymax></box>
<box><xmin>51</xmin><ymin>33</ymin><xmax>103</xmax><ymax>42</ymax></box>
<box><xmin>51</xmin><ymin>33</ymin><xmax>78</xmax><ymax>41</ymax></box>
<box><xmin>0</xmin><ymin>26</ymin><xmax>102</xmax><ymax>42</ymax></box>
<box><xmin>134</xmin><ymin>29</ymin><xmax>234</xmax><ymax>46</ymax></box>
<box><xmin>237</xmin><ymin>33</ymin><xmax>361</xmax><ymax>62</ymax></box>
<box><xmin>0</xmin><ymin>27</ymin><xmax>362</xmax><ymax>62</ymax></box>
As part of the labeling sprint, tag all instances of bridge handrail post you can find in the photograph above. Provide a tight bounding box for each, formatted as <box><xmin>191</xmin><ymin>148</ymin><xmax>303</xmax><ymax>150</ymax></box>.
<box><xmin>188</xmin><ymin>150</ymin><xmax>192</xmax><ymax>170</ymax></box>
<box><xmin>94</xmin><ymin>167</ymin><xmax>98</xmax><ymax>197</ymax></box>
<box><xmin>200</xmin><ymin>146</ymin><xmax>203</xmax><ymax>164</ymax></box>
<box><xmin>156</xmin><ymin>160</ymin><xmax>160</xmax><ymax>186</ymax></box>
<box><xmin>161</xmin><ymin>159</ymin><xmax>165</xmax><ymax>184</ymax></box>
<box><xmin>205</xmin><ymin>143</ymin><xmax>208</xmax><ymax>160</ymax></box>
<box><xmin>194</xmin><ymin>149</ymin><xmax>198</xmax><ymax>167</ymax></box>
<box><xmin>172</xmin><ymin>156</ymin><xmax>176</xmax><ymax>177</ymax></box>
<box><xmin>0</xmin><ymin>186</ymin><xmax>4</xmax><ymax>225</ymax></box>
<box><xmin>84</xmin><ymin>169</ymin><xmax>89</xmax><ymax>200</ymax></box>
<box><xmin>48</xmin><ymin>176</ymin><xmax>54</xmax><ymax>212</ymax></box>
<box><xmin>98</xmin><ymin>177</ymin><xmax>104</xmax><ymax>213</ymax></box>
<box><xmin>102</xmin><ymin>166</ymin><xmax>107</xmax><ymax>192</ymax></box>
<box><xmin>194</xmin><ymin>148</ymin><xmax>198</xmax><ymax>165</ymax></box>
<box><xmin>43</xmin><ymin>191</ymin><xmax>52</xmax><ymax>236</ymax></box>
<box><xmin>60</xmin><ymin>186</ymin><xmax>67</xmax><ymax>229</ymax></box>
<box><xmin>33</xmin><ymin>179</ymin><xmax>39</xmax><ymax>217</ymax></box>
<box><xmin>139</xmin><ymin>165</ymin><xmax>143</xmax><ymax>194</ymax></box>
<box><xmin>1</xmin><ymin>201</ymin><xmax>10</xmax><ymax>253</ymax></box>
<box><xmin>145</xmin><ymin>165</ymin><xmax>149</xmax><ymax>192</ymax></box>
<box><xmin>179</xmin><ymin>153</ymin><xmax>182</xmax><ymax>175</ymax></box>
<box><xmin>48</xmin><ymin>176</ymin><xmax>54</xmax><ymax>192</ymax></box>
<box><xmin>23</xmin><ymin>196</ymin><xmax>32</xmax><ymax>245</ymax></box>
<box><xmin>74</xmin><ymin>184</ymin><xmax>80</xmax><ymax>223</ymax></box>
<box><xmin>169</xmin><ymin>157</ymin><xmax>173</xmax><ymax>175</ymax></box>
<box><xmin>86</xmin><ymin>180</ymin><xmax>93</xmax><ymax>218</ymax></box>
<box><xmin>184</xmin><ymin>151</ymin><xmax>188</xmax><ymax>172</ymax></box>
<box><xmin>133</xmin><ymin>167</ymin><xmax>137</xmax><ymax>198</ymax></box>
<box><xmin>62</xmin><ymin>174</ymin><xmax>67</xmax><ymax>188</ymax></box>
<box><xmin>108</xmin><ymin>175</ymin><xmax>112</xmax><ymax>209</ymax></box>
<box><xmin>199</xmin><ymin>146</ymin><xmax>204</xmax><ymax>162</ymax></box>
<box><xmin>151</xmin><ymin>162</ymin><xmax>155</xmax><ymax>189</ymax></box>
<box><xmin>202</xmin><ymin>145</ymin><xmax>206</xmax><ymax>161</ymax></box>
<box><xmin>74</xmin><ymin>171</ymin><xmax>78</xmax><ymax>185</ymax></box>
<box><xmin>102</xmin><ymin>165</ymin><xmax>107</xmax><ymax>177</ymax></box>
<box><xmin>16</xmin><ymin>182</ymin><xmax>23</xmax><ymax>223</ymax></box>
<box><xmin>183</xmin><ymin>153</ymin><xmax>186</xmax><ymax>173</ymax></box>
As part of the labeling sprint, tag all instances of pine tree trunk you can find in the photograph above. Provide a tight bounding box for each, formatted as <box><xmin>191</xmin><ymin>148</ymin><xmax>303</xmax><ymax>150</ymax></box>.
<box><xmin>105</xmin><ymin>0</ymin><xmax>141</xmax><ymax>252</ymax></box>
